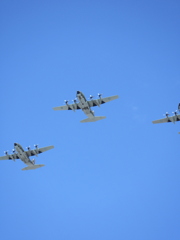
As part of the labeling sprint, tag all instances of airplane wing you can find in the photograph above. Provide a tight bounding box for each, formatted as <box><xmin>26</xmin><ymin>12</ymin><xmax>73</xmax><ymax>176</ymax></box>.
<box><xmin>25</xmin><ymin>145</ymin><xmax>54</xmax><ymax>156</ymax></box>
<box><xmin>88</xmin><ymin>95</ymin><xmax>119</xmax><ymax>107</ymax></box>
<box><xmin>152</xmin><ymin>114</ymin><xmax>180</xmax><ymax>124</ymax></box>
<box><xmin>53</xmin><ymin>103</ymin><xmax>81</xmax><ymax>111</ymax></box>
<box><xmin>0</xmin><ymin>153</ymin><xmax>19</xmax><ymax>160</ymax></box>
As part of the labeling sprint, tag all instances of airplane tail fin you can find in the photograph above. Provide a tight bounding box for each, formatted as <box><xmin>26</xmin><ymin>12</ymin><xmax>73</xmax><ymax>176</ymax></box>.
<box><xmin>80</xmin><ymin>116</ymin><xmax>106</xmax><ymax>123</ymax></box>
<box><xmin>22</xmin><ymin>164</ymin><xmax>45</xmax><ymax>171</ymax></box>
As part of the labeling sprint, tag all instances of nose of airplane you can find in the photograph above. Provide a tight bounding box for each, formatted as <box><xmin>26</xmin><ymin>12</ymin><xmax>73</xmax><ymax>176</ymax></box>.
<box><xmin>77</xmin><ymin>91</ymin><xmax>80</xmax><ymax>94</ymax></box>
<box><xmin>14</xmin><ymin>143</ymin><xmax>17</xmax><ymax>146</ymax></box>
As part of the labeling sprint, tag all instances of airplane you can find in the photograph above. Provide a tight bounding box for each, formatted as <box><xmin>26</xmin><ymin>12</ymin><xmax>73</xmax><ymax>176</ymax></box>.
<box><xmin>0</xmin><ymin>143</ymin><xmax>54</xmax><ymax>170</ymax></box>
<box><xmin>53</xmin><ymin>91</ymin><xmax>119</xmax><ymax>123</ymax></box>
<box><xmin>152</xmin><ymin>103</ymin><xmax>180</xmax><ymax>132</ymax></box>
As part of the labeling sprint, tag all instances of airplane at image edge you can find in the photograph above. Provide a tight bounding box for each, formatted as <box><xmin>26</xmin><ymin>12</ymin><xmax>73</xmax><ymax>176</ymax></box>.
<box><xmin>152</xmin><ymin>103</ymin><xmax>180</xmax><ymax>133</ymax></box>
<box><xmin>53</xmin><ymin>91</ymin><xmax>119</xmax><ymax>123</ymax></box>
<box><xmin>0</xmin><ymin>143</ymin><xmax>54</xmax><ymax>170</ymax></box>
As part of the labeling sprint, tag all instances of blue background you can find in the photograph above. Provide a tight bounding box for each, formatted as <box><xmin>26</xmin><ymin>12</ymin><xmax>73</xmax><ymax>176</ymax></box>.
<box><xmin>1</xmin><ymin>1</ymin><xmax>180</xmax><ymax>239</ymax></box>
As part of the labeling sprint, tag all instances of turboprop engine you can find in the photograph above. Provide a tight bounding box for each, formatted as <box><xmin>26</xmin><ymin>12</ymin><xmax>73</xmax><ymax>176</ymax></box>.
<box><xmin>31</xmin><ymin>159</ymin><xmax>36</xmax><ymax>165</ymax></box>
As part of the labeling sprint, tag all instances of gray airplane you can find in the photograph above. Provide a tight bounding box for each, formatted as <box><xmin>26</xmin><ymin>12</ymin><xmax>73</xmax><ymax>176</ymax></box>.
<box><xmin>53</xmin><ymin>91</ymin><xmax>119</xmax><ymax>123</ymax></box>
<box><xmin>152</xmin><ymin>103</ymin><xmax>180</xmax><ymax>133</ymax></box>
<box><xmin>0</xmin><ymin>143</ymin><xmax>54</xmax><ymax>170</ymax></box>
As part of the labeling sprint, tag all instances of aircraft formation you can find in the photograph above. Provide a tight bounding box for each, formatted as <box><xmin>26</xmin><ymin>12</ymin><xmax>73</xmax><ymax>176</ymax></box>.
<box><xmin>1</xmin><ymin>90</ymin><xmax>180</xmax><ymax>170</ymax></box>
<box><xmin>0</xmin><ymin>91</ymin><xmax>119</xmax><ymax>170</ymax></box>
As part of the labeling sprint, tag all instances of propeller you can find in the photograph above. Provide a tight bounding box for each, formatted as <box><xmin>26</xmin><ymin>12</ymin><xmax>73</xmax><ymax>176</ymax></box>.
<box><xmin>72</xmin><ymin>98</ymin><xmax>77</xmax><ymax>103</ymax></box>
<box><xmin>90</xmin><ymin>95</ymin><xmax>94</xmax><ymax>100</ymax></box>
<box><xmin>26</xmin><ymin>146</ymin><xmax>31</xmax><ymax>150</ymax></box>
<box><xmin>34</xmin><ymin>144</ymin><xmax>38</xmax><ymax>149</ymax></box>
<box><xmin>163</xmin><ymin>112</ymin><xmax>170</xmax><ymax>117</ymax></box>
<box><xmin>4</xmin><ymin>151</ymin><xmax>8</xmax><ymax>155</ymax></box>
<box><xmin>172</xmin><ymin>110</ymin><xmax>178</xmax><ymax>116</ymax></box>
<box><xmin>64</xmin><ymin>100</ymin><xmax>69</xmax><ymax>105</ymax></box>
<box><xmin>98</xmin><ymin>93</ymin><xmax>102</xmax><ymax>98</ymax></box>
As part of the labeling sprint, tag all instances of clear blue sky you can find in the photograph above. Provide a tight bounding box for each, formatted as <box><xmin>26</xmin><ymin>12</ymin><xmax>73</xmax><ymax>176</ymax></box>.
<box><xmin>1</xmin><ymin>0</ymin><xmax>180</xmax><ymax>239</ymax></box>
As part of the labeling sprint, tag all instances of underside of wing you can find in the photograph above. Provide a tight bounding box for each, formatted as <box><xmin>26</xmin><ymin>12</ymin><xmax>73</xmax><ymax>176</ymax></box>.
<box><xmin>88</xmin><ymin>95</ymin><xmax>119</xmax><ymax>107</ymax></box>
<box><xmin>0</xmin><ymin>155</ymin><xmax>10</xmax><ymax>160</ymax></box>
<box><xmin>100</xmin><ymin>95</ymin><xmax>119</xmax><ymax>104</ymax></box>
<box><xmin>87</xmin><ymin>99</ymin><xmax>101</xmax><ymax>107</ymax></box>
<box><xmin>37</xmin><ymin>145</ymin><xmax>54</xmax><ymax>153</ymax></box>
<box><xmin>53</xmin><ymin>103</ymin><xmax>81</xmax><ymax>111</ymax></box>
<box><xmin>152</xmin><ymin>118</ymin><xmax>170</xmax><ymax>124</ymax></box>
<box><xmin>0</xmin><ymin>153</ymin><xmax>19</xmax><ymax>160</ymax></box>
<box><xmin>152</xmin><ymin>114</ymin><xmax>180</xmax><ymax>124</ymax></box>
<box><xmin>25</xmin><ymin>146</ymin><xmax>54</xmax><ymax>156</ymax></box>
<box><xmin>53</xmin><ymin>105</ymin><xmax>69</xmax><ymax>110</ymax></box>
<box><xmin>38</xmin><ymin>145</ymin><xmax>54</xmax><ymax>153</ymax></box>
<box><xmin>37</xmin><ymin>145</ymin><xmax>54</xmax><ymax>155</ymax></box>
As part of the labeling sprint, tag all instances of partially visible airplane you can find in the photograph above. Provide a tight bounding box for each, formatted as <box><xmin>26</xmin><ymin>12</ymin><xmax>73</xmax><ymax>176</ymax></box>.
<box><xmin>53</xmin><ymin>91</ymin><xmax>119</xmax><ymax>123</ymax></box>
<box><xmin>152</xmin><ymin>103</ymin><xmax>180</xmax><ymax>132</ymax></box>
<box><xmin>0</xmin><ymin>143</ymin><xmax>54</xmax><ymax>170</ymax></box>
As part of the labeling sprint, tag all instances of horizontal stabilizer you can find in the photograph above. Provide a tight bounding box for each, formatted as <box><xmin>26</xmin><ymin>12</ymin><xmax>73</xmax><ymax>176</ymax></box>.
<box><xmin>80</xmin><ymin>116</ymin><xmax>106</xmax><ymax>123</ymax></box>
<box><xmin>22</xmin><ymin>164</ymin><xmax>45</xmax><ymax>171</ymax></box>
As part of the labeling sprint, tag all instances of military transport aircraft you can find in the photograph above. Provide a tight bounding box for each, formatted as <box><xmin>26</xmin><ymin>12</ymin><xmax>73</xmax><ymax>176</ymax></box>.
<box><xmin>0</xmin><ymin>143</ymin><xmax>54</xmax><ymax>170</ymax></box>
<box><xmin>53</xmin><ymin>91</ymin><xmax>119</xmax><ymax>123</ymax></box>
<box><xmin>152</xmin><ymin>104</ymin><xmax>180</xmax><ymax>131</ymax></box>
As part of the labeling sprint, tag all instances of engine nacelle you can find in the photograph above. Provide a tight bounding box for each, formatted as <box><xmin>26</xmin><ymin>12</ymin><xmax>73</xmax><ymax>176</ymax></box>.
<box><xmin>90</xmin><ymin>110</ymin><xmax>95</xmax><ymax>116</ymax></box>
<box><xmin>31</xmin><ymin>159</ymin><xmax>36</xmax><ymax>165</ymax></box>
<box><xmin>11</xmin><ymin>155</ymin><xmax>16</xmax><ymax>161</ymax></box>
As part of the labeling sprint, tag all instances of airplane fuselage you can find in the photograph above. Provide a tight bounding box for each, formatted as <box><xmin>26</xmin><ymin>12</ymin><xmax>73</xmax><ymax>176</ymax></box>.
<box><xmin>14</xmin><ymin>143</ymin><xmax>34</xmax><ymax>166</ymax></box>
<box><xmin>76</xmin><ymin>91</ymin><xmax>94</xmax><ymax>118</ymax></box>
